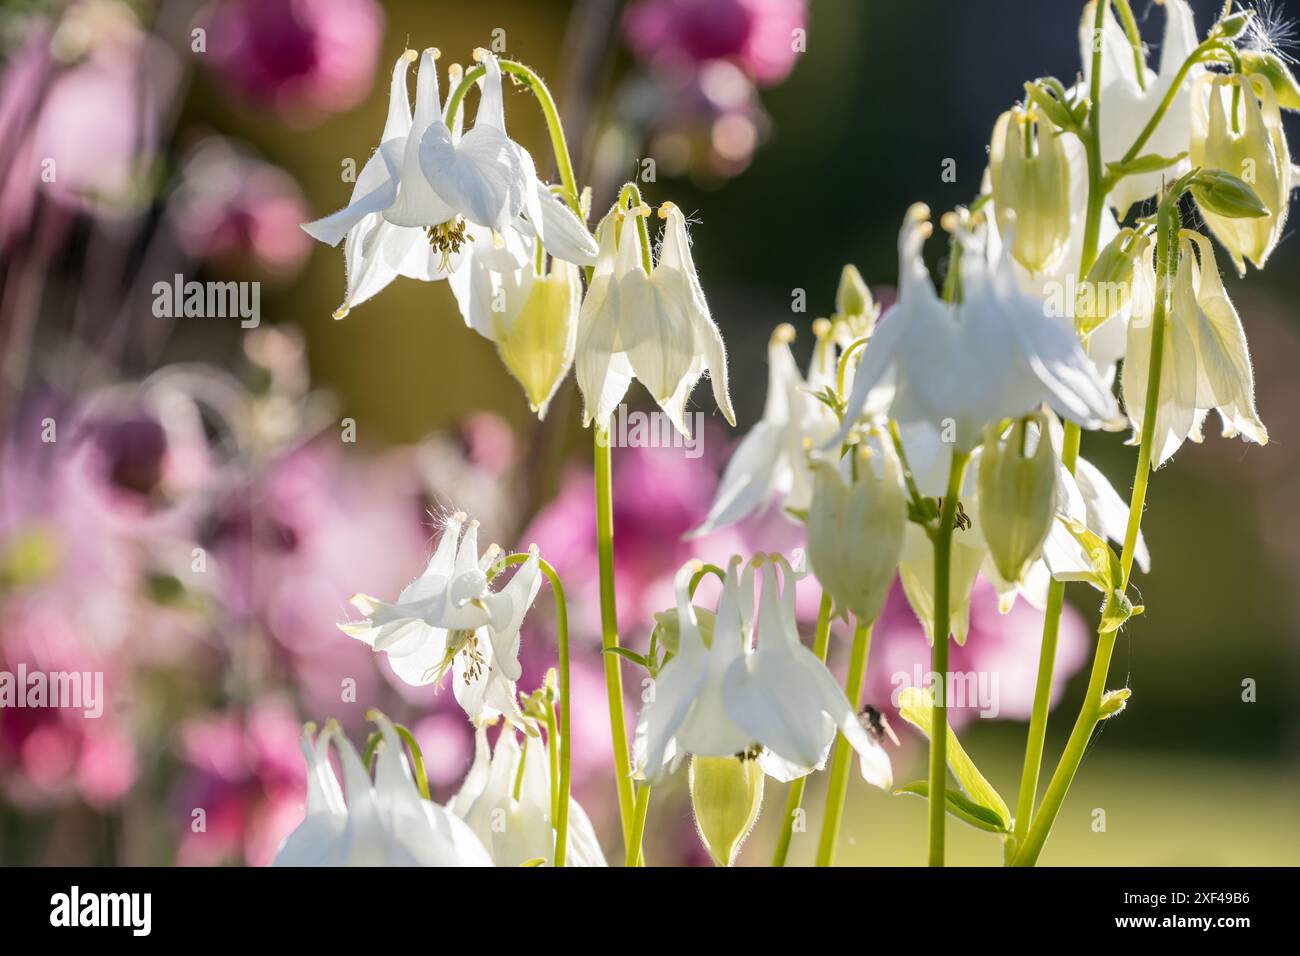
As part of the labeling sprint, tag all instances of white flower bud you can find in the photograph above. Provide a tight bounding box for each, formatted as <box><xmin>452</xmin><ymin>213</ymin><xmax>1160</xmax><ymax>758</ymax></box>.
<box><xmin>989</xmin><ymin>107</ymin><xmax>1072</xmax><ymax>274</ymax></box>
<box><xmin>807</xmin><ymin>442</ymin><xmax>906</xmax><ymax>623</ymax></box>
<box><xmin>1190</xmin><ymin>73</ymin><xmax>1293</xmax><ymax>273</ymax></box>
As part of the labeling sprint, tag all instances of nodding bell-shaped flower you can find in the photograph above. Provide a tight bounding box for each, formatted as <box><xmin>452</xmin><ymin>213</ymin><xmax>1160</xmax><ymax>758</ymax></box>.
<box><xmin>1122</xmin><ymin>230</ymin><xmax>1266</xmax><ymax>468</ymax></box>
<box><xmin>978</xmin><ymin>414</ymin><xmax>1058</xmax><ymax>586</ymax></box>
<box><xmin>301</xmin><ymin>50</ymin><xmax>596</xmax><ymax>319</ymax></box>
<box><xmin>834</xmin><ymin>204</ymin><xmax>1122</xmax><ymax>453</ymax></box>
<box><xmin>274</xmin><ymin>714</ymin><xmax>493</xmax><ymax>866</ymax></box>
<box><xmin>1081</xmin><ymin>0</ymin><xmax>1202</xmax><ymax>218</ymax></box>
<box><xmin>576</xmin><ymin>201</ymin><xmax>735</xmax><ymax>436</ymax></box>
<box><xmin>806</xmin><ymin>441</ymin><xmax>907</xmax><ymax>624</ymax></box>
<box><xmin>1190</xmin><ymin>73</ymin><xmax>1294</xmax><ymax>274</ymax></box>
<box><xmin>301</xmin><ymin>50</ymin><xmax>447</xmax><ymax>318</ymax></box>
<box><xmin>338</xmin><ymin>513</ymin><xmax>542</xmax><ymax>728</ymax></box>
<box><xmin>635</xmin><ymin>556</ymin><xmax>886</xmax><ymax>785</ymax></box>
<box><xmin>689</xmin><ymin>323</ymin><xmax>836</xmax><ymax>537</ymax></box>
<box><xmin>989</xmin><ymin>106</ymin><xmax>1072</xmax><ymax>274</ymax></box>
<box><xmin>453</xmin><ymin>724</ymin><xmax>607</xmax><ymax>867</ymax></box>
<box><xmin>688</xmin><ymin>754</ymin><xmax>764</xmax><ymax>867</ymax></box>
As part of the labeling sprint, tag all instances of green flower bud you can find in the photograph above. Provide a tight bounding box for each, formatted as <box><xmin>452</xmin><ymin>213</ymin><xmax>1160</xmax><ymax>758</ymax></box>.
<box><xmin>807</xmin><ymin>443</ymin><xmax>906</xmax><ymax>624</ymax></box>
<box><xmin>1190</xmin><ymin>74</ymin><xmax>1292</xmax><ymax>273</ymax></box>
<box><xmin>835</xmin><ymin>264</ymin><xmax>872</xmax><ymax>318</ymax></box>
<box><xmin>1241</xmin><ymin>49</ymin><xmax>1300</xmax><ymax>111</ymax></box>
<box><xmin>688</xmin><ymin>754</ymin><xmax>764</xmax><ymax>867</ymax></box>
<box><xmin>495</xmin><ymin>259</ymin><xmax>579</xmax><ymax>418</ymax></box>
<box><xmin>977</xmin><ymin>414</ymin><xmax>1057</xmax><ymax>585</ymax></box>
<box><xmin>989</xmin><ymin>106</ymin><xmax>1071</xmax><ymax>274</ymax></box>
<box><xmin>1076</xmin><ymin>229</ymin><xmax>1148</xmax><ymax>337</ymax></box>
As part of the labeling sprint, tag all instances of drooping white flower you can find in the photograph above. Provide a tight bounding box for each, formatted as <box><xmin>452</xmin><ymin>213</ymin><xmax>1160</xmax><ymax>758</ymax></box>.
<box><xmin>454</xmin><ymin>723</ymin><xmax>607</xmax><ymax>867</ymax></box>
<box><xmin>576</xmin><ymin>202</ymin><xmax>735</xmax><ymax>436</ymax></box>
<box><xmin>274</xmin><ymin>715</ymin><xmax>492</xmax><ymax>867</ymax></box>
<box><xmin>301</xmin><ymin>51</ymin><xmax>449</xmax><ymax>318</ymax></box>
<box><xmin>1082</xmin><ymin>0</ymin><xmax>1202</xmax><ymax>218</ymax></box>
<box><xmin>338</xmin><ymin>512</ymin><xmax>541</xmax><ymax>727</ymax></box>
<box><xmin>1190</xmin><ymin>72</ymin><xmax>1294</xmax><ymax>274</ymax></box>
<box><xmin>301</xmin><ymin>50</ymin><xmax>596</xmax><ymax>319</ymax></box>
<box><xmin>689</xmin><ymin>323</ymin><xmax>837</xmax><ymax>537</ymax></box>
<box><xmin>1121</xmin><ymin>229</ymin><xmax>1267</xmax><ymax>468</ymax></box>
<box><xmin>834</xmin><ymin>204</ymin><xmax>1121</xmax><ymax>453</ymax></box>
<box><xmin>635</xmin><ymin>555</ymin><xmax>888</xmax><ymax>786</ymax></box>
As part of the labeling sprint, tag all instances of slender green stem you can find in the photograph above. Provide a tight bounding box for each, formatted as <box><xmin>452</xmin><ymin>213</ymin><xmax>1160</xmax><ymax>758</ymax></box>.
<box><xmin>544</xmin><ymin>696</ymin><xmax>560</xmax><ymax>823</ymax></box>
<box><xmin>1115</xmin><ymin>38</ymin><xmax>1232</xmax><ymax>171</ymax></box>
<box><xmin>616</xmin><ymin>182</ymin><xmax>655</xmax><ymax>272</ymax></box>
<box><xmin>1013</xmin><ymin>205</ymin><xmax>1176</xmax><ymax>868</ymax></box>
<box><xmin>688</xmin><ymin>563</ymin><xmax>728</xmax><ymax>596</ymax></box>
<box><xmin>594</xmin><ymin>429</ymin><xmax>635</xmax><ymax>850</ymax></box>
<box><xmin>496</xmin><ymin>552</ymin><xmax>573</xmax><ymax>865</ymax></box>
<box><xmin>626</xmin><ymin>784</ymin><xmax>651</xmax><ymax>867</ymax></box>
<box><xmin>772</xmin><ymin>592</ymin><xmax>834</xmax><ymax>866</ymax></box>
<box><xmin>1010</xmin><ymin>1</ymin><xmax>1111</xmax><ymax>859</ymax></box>
<box><xmin>927</xmin><ymin>449</ymin><xmax>971</xmax><ymax>867</ymax></box>
<box><xmin>1112</xmin><ymin>0</ymin><xmax>1147</xmax><ymax>92</ymax></box>
<box><xmin>815</xmin><ymin>618</ymin><xmax>874</xmax><ymax>867</ymax></box>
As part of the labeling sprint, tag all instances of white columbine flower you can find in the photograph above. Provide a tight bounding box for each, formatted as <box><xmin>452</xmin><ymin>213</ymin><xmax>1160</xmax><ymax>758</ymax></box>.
<box><xmin>689</xmin><ymin>323</ymin><xmax>837</xmax><ymax>536</ymax></box>
<box><xmin>636</xmin><ymin>555</ymin><xmax>889</xmax><ymax>786</ymax></box>
<box><xmin>301</xmin><ymin>50</ymin><xmax>445</xmax><ymax>318</ymax></box>
<box><xmin>1121</xmin><ymin>229</ymin><xmax>1267</xmax><ymax>468</ymax></box>
<box><xmin>338</xmin><ymin>512</ymin><xmax>541</xmax><ymax>728</ymax></box>
<box><xmin>1082</xmin><ymin>0</ymin><xmax>1202</xmax><ymax>218</ymax></box>
<box><xmin>302</xmin><ymin>49</ymin><xmax>596</xmax><ymax>319</ymax></box>
<box><xmin>576</xmin><ymin>202</ymin><xmax>735</xmax><ymax>436</ymax></box>
<box><xmin>452</xmin><ymin>723</ymin><xmax>607</xmax><ymax>867</ymax></box>
<box><xmin>274</xmin><ymin>714</ymin><xmax>492</xmax><ymax>867</ymax></box>
<box><xmin>834</xmin><ymin>203</ymin><xmax>1121</xmax><ymax>453</ymax></box>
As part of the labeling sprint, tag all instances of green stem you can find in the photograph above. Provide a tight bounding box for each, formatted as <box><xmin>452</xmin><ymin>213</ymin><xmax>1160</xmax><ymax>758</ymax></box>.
<box><xmin>1112</xmin><ymin>0</ymin><xmax>1147</xmax><ymax>92</ymax></box>
<box><xmin>544</xmin><ymin>695</ymin><xmax>560</xmax><ymax>824</ymax></box>
<box><xmin>815</xmin><ymin>618</ymin><xmax>874</xmax><ymax>867</ymax></box>
<box><xmin>626</xmin><ymin>784</ymin><xmax>651</xmax><ymax>867</ymax></box>
<box><xmin>927</xmin><ymin>449</ymin><xmax>971</xmax><ymax>867</ymax></box>
<box><xmin>1013</xmin><ymin>204</ymin><xmax>1175</xmax><ymax>868</ymax></box>
<box><xmin>772</xmin><ymin>592</ymin><xmax>834</xmax><ymax>866</ymax></box>
<box><xmin>1116</xmin><ymin>38</ymin><xmax>1233</xmax><ymax>171</ymax></box>
<box><xmin>594</xmin><ymin>429</ymin><xmax>635</xmax><ymax>850</ymax></box>
<box><xmin>1010</xmin><ymin>1</ymin><xmax>1112</xmax><ymax>858</ymax></box>
<box><xmin>495</xmin><ymin>552</ymin><xmax>573</xmax><ymax>865</ymax></box>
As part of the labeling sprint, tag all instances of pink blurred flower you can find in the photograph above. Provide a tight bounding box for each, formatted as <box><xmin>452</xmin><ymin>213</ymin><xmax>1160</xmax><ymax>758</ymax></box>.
<box><xmin>623</xmin><ymin>0</ymin><xmax>807</xmax><ymax>86</ymax></box>
<box><xmin>201</xmin><ymin>0</ymin><xmax>384</xmax><ymax>125</ymax></box>
<box><xmin>0</xmin><ymin>3</ymin><xmax>181</xmax><ymax>249</ymax></box>
<box><xmin>174</xmin><ymin>701</ymin><xmax>304</xmax><ymax>866</ymax></box>
<box><xmin>169</xmin><ymin>138</ymin><xmax>312</xmax><ymax>280</ymax></box>
<box><xmin>862</xmin><ymin>580</ymin><xmax>1091</xmax><ymax>730</ymax></box>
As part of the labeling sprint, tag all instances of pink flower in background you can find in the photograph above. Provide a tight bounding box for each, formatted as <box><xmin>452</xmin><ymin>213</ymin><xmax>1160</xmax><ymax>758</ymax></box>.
<box><xmin>0</xmin><ymin>3</ymin><xmax>178</xmax><ymax>243</ymax></box>
<box><xmin>174</xmin><ymin>702</ymin><xmax>304</xmax><ymax>866</ymax></box>
<box><xmin>862</xmin><ymin>581</ymin><xmax>1090</xmax><ymax>731</ymax></box>
<box><xmin>201</xmin><ymin>0</ymin><xmax>384</xmax><ymax>125</ymax></box>
<box><xmin>169</xmin><ymin>138</ymin><xmax>312</xmax><ymax>280</ymax></box>
<box><xmin>623</xmin><ymin>0</ymin><xmax>807</xmax><ymax>86</ymax></box>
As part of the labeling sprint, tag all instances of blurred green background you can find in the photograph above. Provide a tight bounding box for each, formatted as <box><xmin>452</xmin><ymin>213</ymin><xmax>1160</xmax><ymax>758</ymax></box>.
<box><xmin>181</xmin><ymin>0</ymin><xmax>1299</xmax><ymax>864</ymax></box>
